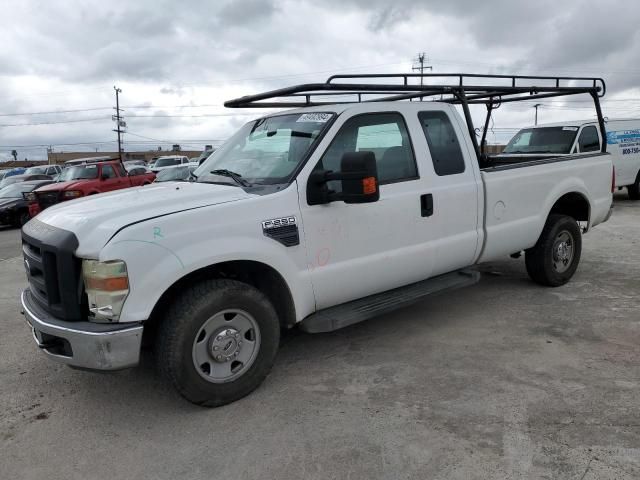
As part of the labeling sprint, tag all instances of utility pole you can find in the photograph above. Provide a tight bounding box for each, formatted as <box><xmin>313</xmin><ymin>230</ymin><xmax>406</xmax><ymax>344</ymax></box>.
<box><xmin>112</xmin><ymin>86</ymin><xmax>126</xmax><ymax>162</ymax></box>
<box><xmin>533</xmin><ymin>103</ymin><xmax>542</xmax><ymax>125</ymax></box>
<box><xmin>412</xmin><ymin>52</ymin><xmax>433</xmax><ymax>86</ymax></box>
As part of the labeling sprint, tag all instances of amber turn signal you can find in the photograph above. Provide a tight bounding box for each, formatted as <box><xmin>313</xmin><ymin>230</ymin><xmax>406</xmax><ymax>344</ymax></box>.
<box><xmin>362</xmin><ymin>176</ymin><xmax>377</xmax><ymax>195</ymax></box>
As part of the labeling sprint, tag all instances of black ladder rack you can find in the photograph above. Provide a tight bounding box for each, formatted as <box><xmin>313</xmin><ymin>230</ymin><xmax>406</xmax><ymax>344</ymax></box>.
<box><xmin>223</xmin><ymin>72</ymin><xmax>608</xmax><ymax>160</ymax></box>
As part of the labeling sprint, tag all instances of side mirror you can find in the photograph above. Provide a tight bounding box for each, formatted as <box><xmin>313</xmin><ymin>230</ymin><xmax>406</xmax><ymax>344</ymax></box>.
<box><xmin>307</xmin><ymin>151</ymin><xmax>379</xmax><ymax>205</ymax></box>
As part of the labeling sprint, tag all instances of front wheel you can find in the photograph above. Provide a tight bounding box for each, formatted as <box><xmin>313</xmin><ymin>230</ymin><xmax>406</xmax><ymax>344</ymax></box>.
<box><xmin>155</xmin><ymin>279</ymin><xmax>280</xmax><ymax>407</ymax></box>
<box><xmin>525</xmin><ymin>214</ymin><xmax>582</xmax><ymax>287</ymax></box>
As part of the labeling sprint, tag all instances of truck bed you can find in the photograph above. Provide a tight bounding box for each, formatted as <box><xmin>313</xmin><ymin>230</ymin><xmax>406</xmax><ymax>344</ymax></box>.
<box><xmin>477</xmin><ymin>152</ymin><xmax>613</xmax><ymax>263</ymax></box>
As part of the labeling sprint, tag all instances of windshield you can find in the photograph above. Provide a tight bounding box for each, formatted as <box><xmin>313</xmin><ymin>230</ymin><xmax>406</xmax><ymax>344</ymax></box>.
<box><xmin>24</xmin><ymin>166</ymin><xmax>47</xmax><ymax>175</ymax></box>
<box><xmin>194</xmin><ymin>112</ymin><xmax>335</xmax><ymax>185</ymax></box>
<box><xmin>155</xmin><ymin>158</ymin><xmax>181</xmax><ymax>167</ymax></box>
<box><xmin>59</xmin><ymin>165</ymin><xmax>99</xmax><ymax>181</ymax></box>
<box><xmin>155</xmin><ymin>165</ymin><xmax>193</xmax><ymax>182</ymax></box>
<box><xmin>0</xmin><ymin>183</ymin><xmax>38</xmax><ymax>198</ymax></box>
<box><xmin>504</xmin><ymin>127</ymin><xmax>579</xmax><ymax>154</ymax></box>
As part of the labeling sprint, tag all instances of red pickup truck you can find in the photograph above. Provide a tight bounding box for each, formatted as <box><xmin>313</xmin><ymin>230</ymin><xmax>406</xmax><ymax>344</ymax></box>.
<box><xmin>29</xmin><ymin>161</ymin><xmax>155</xmax><ymax>216</ymax></box>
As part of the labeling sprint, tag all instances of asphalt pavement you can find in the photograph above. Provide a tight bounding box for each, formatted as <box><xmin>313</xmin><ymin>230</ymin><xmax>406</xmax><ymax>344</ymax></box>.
<box><xmin>0</xmin><ymin>193</ymin><xmax>638</xmax><ymax>479</ymax></box>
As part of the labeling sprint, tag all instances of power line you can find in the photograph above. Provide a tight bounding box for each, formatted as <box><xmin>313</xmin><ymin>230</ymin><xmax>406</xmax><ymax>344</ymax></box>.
<box><xmin>0</xmin><ymin>117</ymin><xmax>109</xmax><ymax>128</ymax></box>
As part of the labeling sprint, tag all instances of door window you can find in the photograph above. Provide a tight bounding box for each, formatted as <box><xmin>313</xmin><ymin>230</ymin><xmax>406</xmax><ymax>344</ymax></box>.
<box><xmin>316</xmin><ymin>112</ymin><xmax>417</xmax><ymax>192</ymax></box>
<box><xmin>418</xmin><ymin>111</ymin><xmax>465</xmax><ymax>176</ymax></box>
<box><xmin>577</xmin><ymin>126</ymin><xmax>600</xmax><ymax>152</ymax></box>
<box><xmin>101</xmin><ymin>165</ymin><xmax>117</xmax><ymax>179</ymax></box>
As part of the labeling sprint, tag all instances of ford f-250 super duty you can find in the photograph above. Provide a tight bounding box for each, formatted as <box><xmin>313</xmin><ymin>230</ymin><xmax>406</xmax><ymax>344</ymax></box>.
<box><xmin>20</xmin><ymin>74</ymin><xmax>614</xmax><ymax>406</ymax></box>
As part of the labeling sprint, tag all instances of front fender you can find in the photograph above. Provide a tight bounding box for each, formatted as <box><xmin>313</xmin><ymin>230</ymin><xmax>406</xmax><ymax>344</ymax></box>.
<box><xmin>98</xmin><ymin>188</ymin><xmax>314</xmax><ymax>323</ymax></box>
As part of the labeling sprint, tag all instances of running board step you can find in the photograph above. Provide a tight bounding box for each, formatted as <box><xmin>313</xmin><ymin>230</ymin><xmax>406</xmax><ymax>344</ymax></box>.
<box><xmin>300</xmin><ymin>269</ymin><xmax>480</xmax><ymax>333</ymax></box>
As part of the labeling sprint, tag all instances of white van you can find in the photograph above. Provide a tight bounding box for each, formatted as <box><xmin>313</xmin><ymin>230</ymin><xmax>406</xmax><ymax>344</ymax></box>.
<box><xmin>501</xmin><ymin>119</ymin><xmax>640</xmax><ymax>199</ymax></box>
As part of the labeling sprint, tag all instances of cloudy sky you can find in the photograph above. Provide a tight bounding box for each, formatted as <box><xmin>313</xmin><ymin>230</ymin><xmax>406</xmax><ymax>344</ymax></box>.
<box><xmin>2</xmin><ymin>0</ymin><xmax>640</xmax><ymax>161</ymax></box>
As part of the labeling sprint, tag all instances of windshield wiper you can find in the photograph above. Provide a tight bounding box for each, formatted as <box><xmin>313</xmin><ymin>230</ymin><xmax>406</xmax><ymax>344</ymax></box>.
<box><xmin>209</xmin><ymin>169</ymin><xmax>252</xmax><ymax>187</ymax></box>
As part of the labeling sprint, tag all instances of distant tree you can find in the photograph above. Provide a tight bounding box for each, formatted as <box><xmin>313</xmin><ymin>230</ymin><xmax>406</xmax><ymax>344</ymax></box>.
<box><xmin>11</xmin><ymin>150</ymin><xmax>17</xmax><ymax>161</ymax></box>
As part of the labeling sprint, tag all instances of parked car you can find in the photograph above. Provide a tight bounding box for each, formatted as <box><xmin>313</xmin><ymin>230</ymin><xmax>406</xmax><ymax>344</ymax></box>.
<box><xmin>0</xmin><ymin>179</ymin><xmax>53</xmax><ymax>226</ymax></box>
<box><xmin>29</xmin><ymin>160</ymin><xmax>155</xmax><ymax>215</ymax></box>
<box><xmin>0</xmin><ymin>167</ymin><xmax>26</xmax><ymax>181</ymax></box>
<box><xmin>19</xmin><ymin>73</ymin><xmax>614</xmax><ymax>407</ymax></box>
<box><xmin>24</xmin><ymin>165</ymin><xmax>63</xmax><ymax>177</ymax></box>
<box><xmin>0</xmin><ymin>173</ymin><xmax>51</xmax><ymax>189</ymax></box>
<box><xmin>125</xmin><ymin>165</ymin><xmax>156</xmax><ymax>183</ymax></box>
<box><xmin>150</xmin><ymin>155</ymin><xmax>190</xmax><ymax>172</ymax></box>
<box><xmin>501</xmin><ymin>118</ymin><xmax>640</xmax><ymax>199</ymax></box>
<box><xmin>153</xmin><ymin>163</ymin><xmax>198</xmax><ymax>182</ymax></box>
<box><xmin>123</xmin><ymin>160</ymin><xmax>146</xmax><ymax>169</ymax></box>
<box><xmin>191</xmin><ymin>149</ymin><xmax>215</xmax><ymax>165</ymax></box>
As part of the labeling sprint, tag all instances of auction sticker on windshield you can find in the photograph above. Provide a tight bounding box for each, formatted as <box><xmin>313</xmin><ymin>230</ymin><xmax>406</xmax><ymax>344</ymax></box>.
<box><xmin>297</xmin><ymin>113</ymin><xmax>332</xmax><ymax>123</ymax></box>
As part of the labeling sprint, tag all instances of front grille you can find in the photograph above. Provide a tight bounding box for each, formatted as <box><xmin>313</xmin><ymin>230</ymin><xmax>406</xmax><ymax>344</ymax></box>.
<box><xmin>37</xmin><ymin>191</ymin><xmax>61</xmax><ymax>210</ymax></box>
<box><xmin>22</xmin><ymin>219</ymin><xmax>86</xmax><ymax>321</ymax></box>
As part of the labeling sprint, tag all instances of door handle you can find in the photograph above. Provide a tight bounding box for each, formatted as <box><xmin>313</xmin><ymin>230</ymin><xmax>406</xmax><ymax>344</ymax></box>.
<box><xmin>420</xmin><ymin>194</ymin><xmax>433</xmax><ymax>217</ymax></box>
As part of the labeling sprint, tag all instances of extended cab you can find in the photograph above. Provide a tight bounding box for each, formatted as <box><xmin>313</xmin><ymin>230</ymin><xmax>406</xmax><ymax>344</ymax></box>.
<box><xmin>19</xmin><ymin>74</ymin><xmax>614</xmax><ymax>406</ymax></box>
<box><xmin>30</xmin><ymin>160</ymin><xmax>155</xmax><ymax>214</ymax></box>
<box><xmin>500</xmin><ymin>118</ymin><xmax>640</xmax><ymax>199</ymax></box>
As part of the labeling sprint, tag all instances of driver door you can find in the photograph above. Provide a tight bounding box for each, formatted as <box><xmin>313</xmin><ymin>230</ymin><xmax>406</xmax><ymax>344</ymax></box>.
<box><xmin>298</xmin><ymin>110</ymin><xmax>434</xmax><ymax>310</ymax></box>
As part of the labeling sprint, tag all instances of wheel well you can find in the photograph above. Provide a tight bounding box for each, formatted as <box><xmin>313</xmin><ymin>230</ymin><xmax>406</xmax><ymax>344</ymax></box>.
<box><xmin>549</xmin><ymin>192</ymin><xmax>590</xmax><ymax>223</ymax></box>
<box><xmin>144</xmin><ymin>261</ymin><xmax>296</xmax><ymax>344</ymax></box>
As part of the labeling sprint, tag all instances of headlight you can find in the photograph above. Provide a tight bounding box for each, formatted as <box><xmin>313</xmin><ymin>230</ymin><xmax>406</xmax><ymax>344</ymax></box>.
<box><xmin>63</xmin><ymin>190</ymin><xmax>83</xmax><ymax>198</ymax></box>
<box><xmin>82</xmin><ymin>259</ymin><xmax>129</xmax><ymax>322</ymax></box>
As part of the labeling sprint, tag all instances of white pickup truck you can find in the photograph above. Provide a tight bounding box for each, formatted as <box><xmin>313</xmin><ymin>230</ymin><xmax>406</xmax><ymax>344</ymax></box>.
<box><xmin>500</xmin><ymin>118</ymin><xmax>640</xmax><ymax>199</ymax></box>
<box><xmin>20</xmin><ymin>74</ymin><xmax>614</xmax><ymax>406</ymax></box>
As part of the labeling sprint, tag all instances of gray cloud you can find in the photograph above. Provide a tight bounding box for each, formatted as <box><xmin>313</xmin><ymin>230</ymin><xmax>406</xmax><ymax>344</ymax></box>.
<box><xmin>2</xmin><ymin>0</ymin><xmax>640</xmax><ymax>159</ymax></box>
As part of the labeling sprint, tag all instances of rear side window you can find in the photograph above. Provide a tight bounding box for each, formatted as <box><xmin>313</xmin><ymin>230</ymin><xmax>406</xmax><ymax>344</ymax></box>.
<box><xmin>578</xmin><ymin>126</ymin><xmax>600</xmax><ymax>153</ymax></box>
<box><xmin>418</xmin><ymin>111</ymin><xmax>465</xmax><ymax>176</ymax></box>
<box><xmin>317</xmin><ymin>112</ymin><xmax>417</xmax><ymax>189</ymax></box>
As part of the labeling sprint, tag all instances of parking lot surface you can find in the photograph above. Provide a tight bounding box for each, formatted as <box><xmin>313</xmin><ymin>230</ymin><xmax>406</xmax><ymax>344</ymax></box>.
<box><xmin>1</xmin><ymin>194</ymin><xmax>639</xmax><ymax>479</ymax></box>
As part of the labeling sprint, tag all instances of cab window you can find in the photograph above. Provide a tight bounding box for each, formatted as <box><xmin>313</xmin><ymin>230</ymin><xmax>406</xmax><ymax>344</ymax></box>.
<box><xmin>315</xmin><ymin>112</ymin><xmax>417</xmax><ymax>192</ymax></box>
<box><xmin>577</xmin><ymin>126</ymin><xmax>600</xmax><ymax>153</ymax></box>
<box><xmin>418</xmin><ymin>111</ymin><xmax>465</xmax><ymax>176</ymax></box>
<box><xmin>101</xmin><ymin>165</ymin><xmax>116</xmax><ymax>179</ymax></box>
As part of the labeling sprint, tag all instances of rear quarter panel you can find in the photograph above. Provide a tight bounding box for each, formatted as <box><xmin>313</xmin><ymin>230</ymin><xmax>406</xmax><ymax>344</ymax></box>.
<box><xmin>479</xmin><ymin>154</ymin><xmax>613</xmax><ymax>263</ymax></box>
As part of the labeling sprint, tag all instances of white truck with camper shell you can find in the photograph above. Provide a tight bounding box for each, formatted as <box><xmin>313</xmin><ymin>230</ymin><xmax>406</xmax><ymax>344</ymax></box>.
<box><xmin>20</xmin><ymin>74</ymin><xmax>614</xmax><ymax>406</ymax></box>
<box><xmin>500</xmin><ymin>118</ymin><xmax>640</xmax><ymax>199</ymax></box>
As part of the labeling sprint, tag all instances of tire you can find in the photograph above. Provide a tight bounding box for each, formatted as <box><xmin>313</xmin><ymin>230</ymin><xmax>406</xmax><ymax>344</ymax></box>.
<box><xmin>628</xmin><ymin>172</ymin><xmax>640</xmax><ymax>200</ymax></box>
<box><xmin>525</xmin><ymin>214</ymin><xmax>582</xmax><ymax>287</ymax></box>
<box><xmin>155</xmin><ymin>279</ymin><xmax>280</xmax><ymax>407</ymax></box>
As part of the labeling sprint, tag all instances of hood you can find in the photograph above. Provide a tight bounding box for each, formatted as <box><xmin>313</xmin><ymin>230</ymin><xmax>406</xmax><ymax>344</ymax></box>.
<box><xmin>35</xmin><ymin>182</ymin><xmax>252</xmax><ymax>255</ymax></box>
<box><xmin>35</xmin><ymin>180</ymin><xmax>91</xmax><ymax>192</ymax></box>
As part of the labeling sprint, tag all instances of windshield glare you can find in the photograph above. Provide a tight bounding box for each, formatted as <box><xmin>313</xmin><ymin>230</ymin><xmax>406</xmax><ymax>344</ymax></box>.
<box><xmin>156</xmin><ymin>166</ymin><xmax>192</xmax><ymax>182</ymax></box>
<box><xmin>155</xmin><ymin>158</ymin><xmax>181</xmax><ymax>167</ymax></box>
<box><xmin>194</xmin><ymin>112</ymin><xmax>334</xmax><ymax>185</ymax></box>
<box><xmin>25</xmin><ymin>167</ymin><xmax>47</xmax><ymax>175</ymax></box>
<box><xmin>59</xmin><ymin>165</ymin><xmax>99</xmax><ymax>181</ymax></box>
<box><xmin>0</xmin><ymin>183</ymin><xmax>36</xmax><ymax>198</ymax></box>
<box><xmin>504</xmin><ymin>127</ymin><xmax>579</xmax><ymax>154</ymax></box>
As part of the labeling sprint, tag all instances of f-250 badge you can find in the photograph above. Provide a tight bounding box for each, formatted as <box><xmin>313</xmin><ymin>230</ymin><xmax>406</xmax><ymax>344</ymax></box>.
<box><xmin>262</xmin><ymin>216</ymin><xmax>297</xmax><ymax>230</ymax></box>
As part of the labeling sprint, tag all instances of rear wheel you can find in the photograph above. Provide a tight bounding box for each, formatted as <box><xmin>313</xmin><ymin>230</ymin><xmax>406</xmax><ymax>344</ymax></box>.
<box><xmin>628</xmin><ymin>172</ymin><xmax>640</xmax><ymax>200</ymax></box>
<box><xmin>525</xmin><ymin>214</ymin><xmax>582</xmax><ymax>287</ymax></box>
<box><xmin>155</xmin><ymin>279</ymin><xmax>280</xmax><ymax>407</ymax></box>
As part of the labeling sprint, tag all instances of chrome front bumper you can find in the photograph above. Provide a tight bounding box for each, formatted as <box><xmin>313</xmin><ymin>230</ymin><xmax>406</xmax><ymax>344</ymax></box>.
<box><xmin>21</xmin><ymin>289</ymin><xmax>143</xmax><ymax>371</ymax></box>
